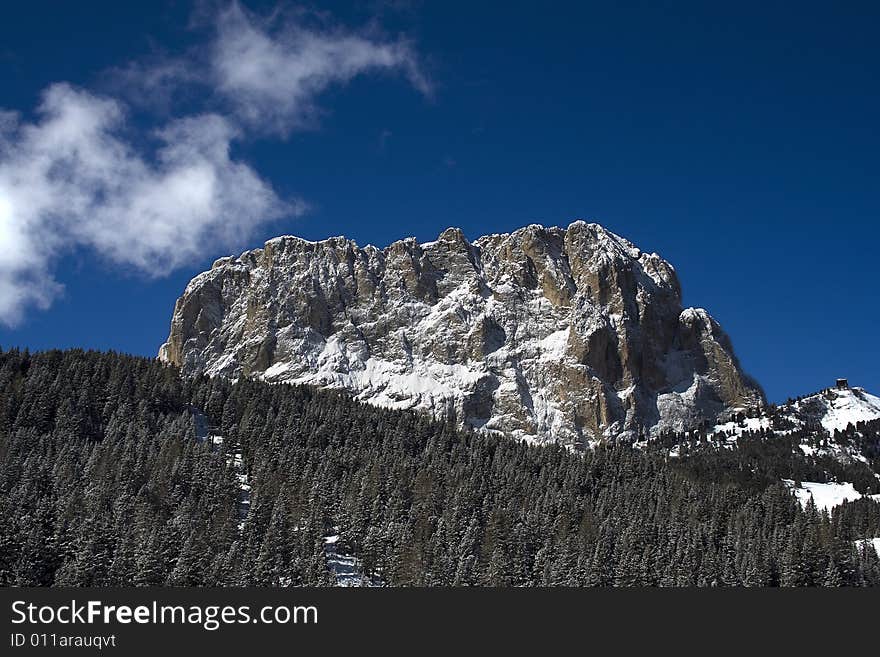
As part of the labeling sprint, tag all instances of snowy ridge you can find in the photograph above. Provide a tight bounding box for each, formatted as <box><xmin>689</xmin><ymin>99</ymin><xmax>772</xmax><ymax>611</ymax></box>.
<box><xmin>711</xmin><ymin>386</ymin><xmax>880</xmax><ymax>445</ymax></box>
<box><xmin>711</xmin><ymin>385</ymin><xmax>880</xmax><ymax>479</ymax></box>
<box><xmin>790</xmin><ymin>387</ymin><xmax>880</xmax><ymax>433</ymax></box>
<box><xmin>701</xmin><ymin>384</ymin><xmax>880</xmax><ymax>513</ymax></box>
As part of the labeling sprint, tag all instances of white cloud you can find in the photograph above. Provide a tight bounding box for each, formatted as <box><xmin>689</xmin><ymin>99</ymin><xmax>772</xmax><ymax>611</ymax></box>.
<box><xmin>0</xmin><ymin>83</ymin><xmax>292</xmax><ymax>325</ymax></box>
<box><xmin>107</xmin><ymin>2</ymin><xmax>430</xmax><ymax>133</ymax></box>
<box><xmin>0</xmin><ymin>2</ymin><xmax>428</xmax><ymax>325</ymax></box>
<box><xmin>211</xmin><ymin>2</ymin><xmax>430</xmax><ymax>135</ymax></box>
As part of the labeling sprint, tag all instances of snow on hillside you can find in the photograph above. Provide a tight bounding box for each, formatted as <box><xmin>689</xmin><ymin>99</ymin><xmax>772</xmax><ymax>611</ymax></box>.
<box><xmin>711</xmin><ymin>415</ymin><xmax>773</xmax><ymax>437</ymax></box>
<box><xmin>711</xmin><ymin>387</ymin><xmax>880</xmax><ymax>441</ymax></box>
<box><xmin>783</xmin><ymin>480</ymin><xmax>861</xmax><ymax>511</ymax></box>
<box><xmin>783</xmin><ymin>479</ymin><xmax>880</xmax><ymax>512</ymax></box>
<box><xmin>706</xmin><ymin>386</ymin><xmax>880</xmax><ymax>477</ymax></box>
<box><xmin>785</xmin><ymin>386</ymin><xmax>880</xmax><ymax>432</ymax></box>
<box><xmin>855</xmin><ymin>538</ymin><xmax>880</xmax><ymax>556</ymax></box>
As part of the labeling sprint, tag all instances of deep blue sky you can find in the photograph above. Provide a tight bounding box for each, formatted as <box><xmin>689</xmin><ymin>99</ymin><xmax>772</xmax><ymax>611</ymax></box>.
<box><xmin>1</xmin><ymin>0</ymin><xmax>877</xmax><ymax>402</ymax></box>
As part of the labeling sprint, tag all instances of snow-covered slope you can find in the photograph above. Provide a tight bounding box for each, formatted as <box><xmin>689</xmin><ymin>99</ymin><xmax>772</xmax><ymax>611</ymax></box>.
<box><xmin>788</xmin><ymin>387</ymin><xmax>880</xmax><ymax>433</ymax></box>
<box><xmin>159</xmin><ymin>221</ymin><xmax>764</xmax><ymax>446</ymax></box>
<box><xmin>783</xmin><ymin>480</ymin><xmax>879</xmax><ymax>512</ymax></box>
<box><xmin>709</xmin><ymin>386</ymin><xmax>880</xmax><ymax>508</ymax></box>
<box><xmin>712</xmin><ymin>386</ymin><xmax>880</xmax><ymax>440</ymax></box>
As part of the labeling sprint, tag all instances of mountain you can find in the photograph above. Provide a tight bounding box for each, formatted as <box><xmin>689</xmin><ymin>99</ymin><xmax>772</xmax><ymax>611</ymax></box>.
<box><xmin>159</xmin><ymin>221</ymin><xmax>764</xmax><ymax>446</ymax></box>
<box><xmin>710</xmin><ymin>383</ymin><xmax>880</xmax><ymax>474</ymax></box>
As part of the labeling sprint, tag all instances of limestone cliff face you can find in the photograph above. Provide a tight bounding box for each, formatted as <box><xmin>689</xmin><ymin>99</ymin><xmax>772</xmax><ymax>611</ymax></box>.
<box><xmin>159</xmin><ymin>221</ymin><xmax>764</xmax><ymax>446</ymax></box>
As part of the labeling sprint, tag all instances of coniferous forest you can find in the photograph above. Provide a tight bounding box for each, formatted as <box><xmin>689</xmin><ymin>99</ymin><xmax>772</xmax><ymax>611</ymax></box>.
<box><xmin>1</xmin><ymin>348</ymin><xmax>879</xmax><ymax>587</ymax></box>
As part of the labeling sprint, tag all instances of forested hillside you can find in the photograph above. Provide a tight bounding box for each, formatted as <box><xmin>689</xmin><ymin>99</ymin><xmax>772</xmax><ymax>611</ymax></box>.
<box><xmin>1</xmin><ymin>348</ymin><xmax>878</xmax><ymax>586</ymax></box>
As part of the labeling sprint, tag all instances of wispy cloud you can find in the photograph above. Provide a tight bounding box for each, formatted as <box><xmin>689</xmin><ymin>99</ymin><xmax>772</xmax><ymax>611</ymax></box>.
<box><xmin>0</xmin><ymin>1</ymin><xmax>428</xmax><ymax>325</ymax></box>
<box><xmin>211</xmin><ymin>2</ymin><xmax>430</xmax><ymax>136</ymax></box>
<box><xmin>105</xmin><ymin>55</ymin><xmax>204</xmax><ymax>114</ymax></box>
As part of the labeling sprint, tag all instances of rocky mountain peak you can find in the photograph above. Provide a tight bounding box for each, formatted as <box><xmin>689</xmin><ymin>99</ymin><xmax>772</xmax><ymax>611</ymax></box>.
<box><xmin>159</xmin><ymin>220</ymin><xmax>764</xmax><ymax>446</ymax></box>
